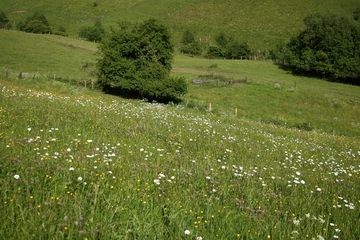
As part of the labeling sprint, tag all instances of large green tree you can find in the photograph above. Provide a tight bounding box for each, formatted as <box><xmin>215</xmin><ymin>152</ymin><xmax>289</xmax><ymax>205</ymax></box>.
<box><xmin>286</xmin><ymin>12</ymin><xmax>360</xmax><ymax>84</ymax></box>
<box><xmin>97</xmin><ymin>19</ymin><xmax>187</xmax><ymax>102</ymax></box>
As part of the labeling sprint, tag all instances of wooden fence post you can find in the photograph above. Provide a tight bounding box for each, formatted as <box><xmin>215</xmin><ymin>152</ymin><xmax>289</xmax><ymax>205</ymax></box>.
<box><xmin>84</xmin><ymin>80</ymin><xmax>87</xmax><ymax>88</ymax></box>
<box><xmin>91</xmin><ymin>79</ymin><xmax>94</xmax><ymax>89</ymax></box>
<box><xmin>208</xmin><ymin>103</ymin><xmax>212</xmax><ymax>112</ymax></box>
<box><xmin>69</xmin><ymin>77</ymin><xmax>72</xmax><ymax>85</ymax></box>
<box><xmin>235</xmin><ymin>108</ymin><xmax>238</xmax><ymax>117</ymax></box>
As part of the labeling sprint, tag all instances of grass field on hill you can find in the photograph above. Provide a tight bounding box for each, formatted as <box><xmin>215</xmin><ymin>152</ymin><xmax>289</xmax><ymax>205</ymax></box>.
<box><xmin>1</xmin><ymin>75</ymin><xmax>360</xmax><ymax>239</ymax></box>
<box><xmin>1</xmin><ymin>29</ymin><xmax>360</xmax><ymax>138</ymax></box>
<box><xmin>1</xmin><ymin>0</ymin><xmax>358</xmax><ymax>49</ymax></box>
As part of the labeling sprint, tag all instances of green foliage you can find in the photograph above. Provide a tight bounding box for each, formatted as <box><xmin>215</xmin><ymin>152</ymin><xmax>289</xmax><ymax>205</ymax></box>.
<box><xmin>179</xmin><ymin>29</ymin><xmax>202</xmax><ymax>55</ymax></box>
<box><xmin>78</xmin><ymin>19</ymin><xmax>105</xmax><ymax>42</ymax></box>
<box><xmin>224</xmin><ymin>41</ymin><xmax>251</xmax><ymax>59</ymax></box>
<box><xmin>207</xmin><ymin>32</ymin><xmax>251</xmax><ymax>59</ymax></box>
<box><xmin>286</xmin><ymin>12</ymin><xmax>360</xmax><ymax>84</ymax></box>
<box><xmin>354</xmin><ymin>7</ymin><xmax>360</xmax><ymax>21</ymax></box>
<box><xmin>0</xmin><ymin>11</ymin><xmax>11</xmax><ymax>29</ymax></box>
<box><xmin>97</xmin><ymin>19</ymin><xmax>187</xmax><ymax>102</ymax></box>
<box><xmin>17</xmin><ymin>12</ymin><xmax>51</xmax><ymax>34</ymax></box>
<box><xmin>206</xmin><ymin>46</ymin><xmax>224</xmax><ymax>58</ymax></box>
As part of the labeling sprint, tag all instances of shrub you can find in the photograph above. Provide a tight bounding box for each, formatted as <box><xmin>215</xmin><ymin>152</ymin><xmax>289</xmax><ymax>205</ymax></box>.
<box><xmin>0</xmin><ymin>11</ymin><xmax>11</xmax><ymax>29</ymax></box>
<box><xmin>97</xmin><ymin>19</ymin><xmax>187</xmax><ymax>103</ymax></box>
<box><xmin>179</xmin><ymin>29</ymin><xmax>202</xmax><ymax>55</ymax></box>
<box><xmin>79</xmin><ymin>19</ymin><xmax>105</xmax><ymax>42</ymax></box>
<box><xmin>17</xmin><ymin>12</ymin><xmax>51</xmax><ymax>34</ymax></box>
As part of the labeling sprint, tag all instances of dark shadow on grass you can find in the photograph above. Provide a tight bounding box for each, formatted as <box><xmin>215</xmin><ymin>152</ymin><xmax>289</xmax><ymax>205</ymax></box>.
<box><xmin>101</xmin><ymin>85</ymin><xmax>184</xmax><ymax>104</ymax></box>
<box><xmin>274</xmin><ymin>62</ymin><xmax>360</xmax><ymax>86</ymax></box>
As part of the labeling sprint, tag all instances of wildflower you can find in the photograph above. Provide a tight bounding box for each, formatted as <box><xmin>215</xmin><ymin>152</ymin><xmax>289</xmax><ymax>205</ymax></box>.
<box><xmin>293</xmin><ymin>219</ymin><xmax>300</xmax><ymax>226</ymax></box>
<box><xmin>14</xmin><ymin>174</ymin><xmax>20</xmax><ymax>180</ymax></box>
<box><xmin>317</xmin><ymin>235</ymin><xmax>325</xmax><ymax>240</ymax></box>
<box><xmin>27</xmin><ymin>127</ymin><xmax>31</xmax><ymax>131</ymax></box>
<box><xmin>184</xmin><ymin>230</ymin><xmax>191</xmax><ymax>235</ymax></box>
<box><xmin>78</xmin><ymin>177</ymin><xmax>83</xmax><ymax>181</ymax></box>
<box><xmin>335</xmin><ymin>228</ymin><xmax>341</xmax><ymax>232</ymax></box>
<box><xmin>69</xmin><ymin>167</ymin><xmax>74</xmax><ymax>171</ymax></box>
<box><xmin>300</xmin><ymin>180</ymin><xmax>306</xmax><ymax>184</ymax></box>
<box><xmin>87</xmin><ymin>140</ymin><xmax>93</xmax><ymax>143</ymax></box>
<box><xmin>196</xmin><ymin>237</ymin><xmax>203</xmax><ymax>240</ymax></box>
<box><xmin>67</xmin><ymin>148</ymin><xmax>71</xmax><ymax>152</ymax></box>
<box><xmin>316</xmin><ymin>188</ymin><xmax>321</xmax><ymax>192</ymax></box>
<box><xmin>154</xmin><ymin>179</ymin><xmax>160</xmax><ymax>185</ymax></box>
<box><xmin>296</xmin><ymin>171</ymin><xmax>301</xmax><ymax>176</ymax></box>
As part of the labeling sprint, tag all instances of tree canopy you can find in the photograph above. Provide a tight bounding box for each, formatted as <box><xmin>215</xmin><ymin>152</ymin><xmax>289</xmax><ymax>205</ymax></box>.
<box><xmin>286</xmin><ymin>12</ymin><xmax>360</xmax><ymax>84</ymax></box>
<box><xmin>97</xmin><ymin>19</ymin><xmax>187</xmax><ymax>103</ymax></box>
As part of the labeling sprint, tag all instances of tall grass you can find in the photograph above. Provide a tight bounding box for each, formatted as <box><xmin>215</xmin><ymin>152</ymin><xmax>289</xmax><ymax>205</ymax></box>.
<box><xmin>1</xmin><ymin>76</ymin><xmax>359</xmax><ymax>239</ymax></box>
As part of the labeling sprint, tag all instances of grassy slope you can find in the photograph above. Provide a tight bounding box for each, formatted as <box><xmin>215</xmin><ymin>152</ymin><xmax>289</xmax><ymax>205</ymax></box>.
<box><xmin>1</xmin><ymin>0</ymin><xmax>358</xmax><ymax>49</ymax></box>
<box><xmin>0</xmin><ymin>30</ymin><xmax>97</xmax><ymax>79</ymax></box>
<box><xmin>1</xmin><ymin>74</ymin><xmax>360</xmax><ymax>239</ymax></box>
<box><xmin>1</xmin><ymin>30</ymin><xmax>360</xmax><ymax>138</ymax></box>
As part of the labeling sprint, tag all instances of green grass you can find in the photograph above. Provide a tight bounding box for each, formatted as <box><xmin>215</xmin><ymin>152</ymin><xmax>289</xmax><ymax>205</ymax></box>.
<box><xmin>0</xmin><ymin>30</ymin><xmax>97</xmax><ymax>79</ymax></box>
<box><xmin>1</xmin><ymin>76</ymin><xmax>360</xmax><ymax>239</ymax></box>
<box><xmin>1</xmin><ymin>30</ymin><xmax>360</xmax><ymax>138</ymax></box>
<box><xmin>1</xmin><ymin>0</ymin><xmax>358</xmax><ymax>49</ymax></box>
<box><xmin>173</xmin><ymin>54</ymin><xmax>360</xmax><ymax>138</ymax></box>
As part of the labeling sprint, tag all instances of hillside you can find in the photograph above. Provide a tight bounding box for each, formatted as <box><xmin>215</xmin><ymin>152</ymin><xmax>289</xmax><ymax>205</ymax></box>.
<box><xmin>0</xmin><ymin>29</ymin><xmax>97</xmax><ymax>79</ymax></box>
<box><xmin>1</xmin><ymin>29</ymin><xmax>360</xmax><ymax>139</ymax></box>
<box><xmin>1</xmin><ymin>73</ymin><xmax>360</xmax><ymax>239</ymax></box>
<box><xmin>1</xmin><ymin>0</ymin><xmax>358</xmax><ymax>49</ymax></box>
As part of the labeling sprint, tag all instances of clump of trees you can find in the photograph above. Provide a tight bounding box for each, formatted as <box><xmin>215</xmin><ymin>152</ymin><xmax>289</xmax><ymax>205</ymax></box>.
<box><xmin>17</xmin><ymin>12</ymin><xmax>52</xmax><ymax>34</ymax></box>
<box><xmin>97</xmin><ymin>19</ymin><xmax>187</xmax><ymax>103</ymax></box>
<box><xmin>0</xmin><ymin>11</ymin><xmax>12</xmax><ymax>29</ymax></box>
<box><xmin>281</xmin><ymin>12</ymin><xmax>360</xmax><ymax>84</ymax></box>
<box><xmin>179</xmin><ymin>29</ymin><xmax>202</xmax><ymax>55</ymax></box>
<box><xmin>206</xmin><ymin>32</ymin><xmax>251</xmax><ymax>59</ymax></box>
<box><xmin>78</xmin><ymin>19</ymin><xmax>105</xmax><ymax>42</ymax></box>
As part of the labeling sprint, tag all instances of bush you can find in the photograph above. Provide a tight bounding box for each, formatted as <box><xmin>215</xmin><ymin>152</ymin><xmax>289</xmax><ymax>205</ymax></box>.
<box><xmin>79</xmin><ymin>20</ymin><xmax>105</xmax><ymax>42</ymax></box>
<box><xmin>286</xmin><ymin>12</ymin><xmax>360</xmax><ymax>84</ymax></box>
<box><xmin>0</xmin><ymin>11</ymin><xmax>11</xmax><ymax>29</ymax></box>
<box><xmin>97</xmin><ymin>19</ymin><xmax>187</xmax><ymax>103</ymax></box>
<box><xmin>17</xmin><ymin>12</ymin><xmax>51</xmax><ymax>34</ymax></box>
<box><xmin>179</xmin><ymin>29</ymin><xmax>202</xmax><ymax>55</ymax></box>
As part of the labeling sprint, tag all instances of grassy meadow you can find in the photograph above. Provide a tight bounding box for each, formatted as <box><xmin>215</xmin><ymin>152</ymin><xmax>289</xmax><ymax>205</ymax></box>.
<box><xmin>1</xmin><ymin>10</ymin><xmax>360</xmax><ymax>238</ymax></box>
<box><xmin>1</xmin><ymin>72</ymin><xmax>360</xmax><ymax>239</ymax></box>
<box><xmin>1</xmin><ymin>0</ymin><xmax>359</xmax><ymax>49</ymax></box>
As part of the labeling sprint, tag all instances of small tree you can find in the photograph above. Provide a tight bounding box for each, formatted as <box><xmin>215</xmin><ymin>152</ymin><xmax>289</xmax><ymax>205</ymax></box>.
<box><xmin>179</xmin><ymin>29</ymin><xmax>202</xmax><ymax>55</ymax></box>
<box><xmin>225</xmin><ymin>41</ymin><xmax>251</xmax><ymax>59</ymax></box>
<box><xmin>79</xmin><ymin>19</ymin><xmax>105</xmax><ymax>42</ymax></box>
<box><xmin>97</xmin><ymin>19</ymin><xmax>187</xmax><ymax>102</ymax></box>
<box><xmin>0</xmin><ymin>11</ymin><xmax>11</xmax><ymax>29</ymax></box>
<box><xmin>17</xmin><ymin>12</ymin><xmax>51</xmax><ymax>33</ymax></box>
